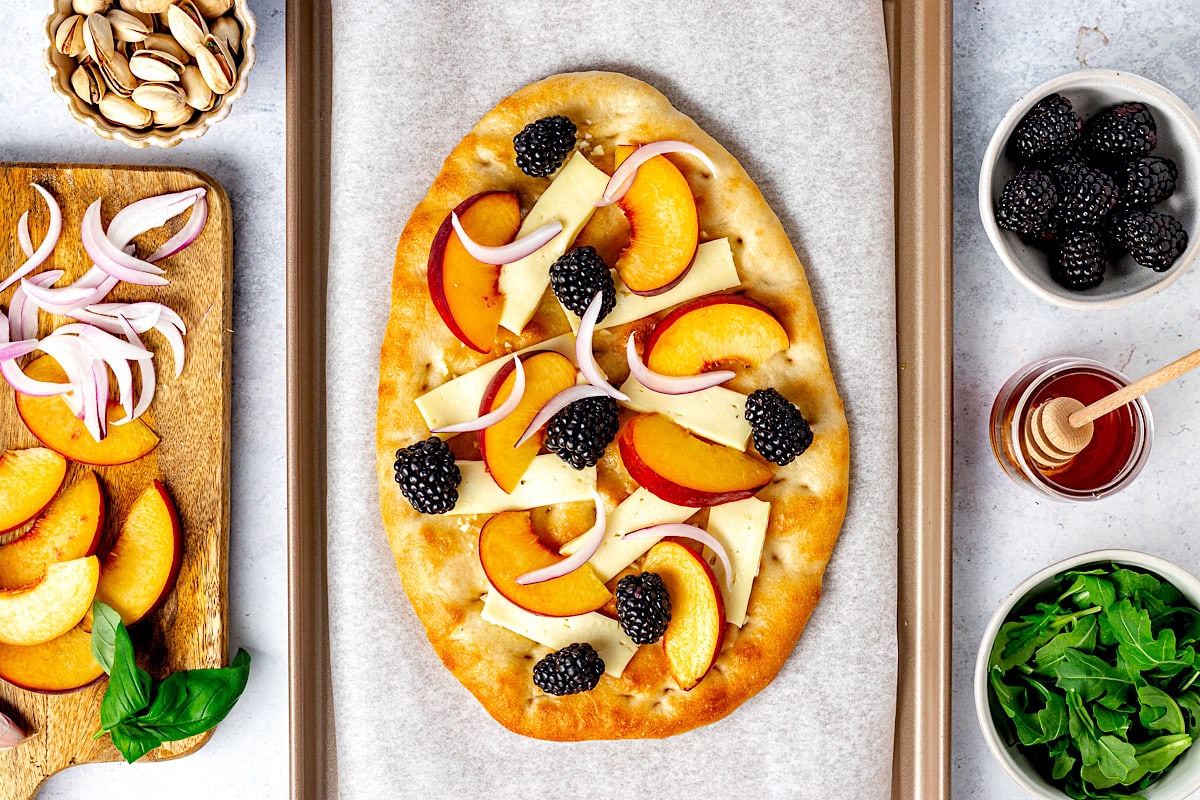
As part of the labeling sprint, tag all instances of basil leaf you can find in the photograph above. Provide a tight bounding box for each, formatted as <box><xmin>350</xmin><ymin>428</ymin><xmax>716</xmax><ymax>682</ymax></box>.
<box><xmin>100</xmin><ymin>623</ymin><xmax>152</xmax><ymax>730</ymax></box>
<box><xmin>1056</xmin><ymin>650</ymin><xmax>1134</xmax><ymax>704</ymax></box>
<box><xmin>108</xmin><ymin>722</ymin><xmax>162</xmax><ymax>764</ymax></box>
<box><xmin>1138</xmin><ymin>685</ymin><xmax>1186</xmax><ymax>735</ymax></box>
<box><xmin>90</xmin><ymin>601</ymin><xmax>122</xmax><ymax>675</ymax></box>
<box><xmin>132</xmin><ymin>649</ymin><xmax>252</xmax><ymax>742</ymax></box>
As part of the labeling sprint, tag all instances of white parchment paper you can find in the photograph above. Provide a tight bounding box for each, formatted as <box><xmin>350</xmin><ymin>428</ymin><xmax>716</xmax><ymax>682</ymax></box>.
<box><xmin>326</xmin><ymin>2</ymin><xmax>897</xmax><ymax>797</ymax></box>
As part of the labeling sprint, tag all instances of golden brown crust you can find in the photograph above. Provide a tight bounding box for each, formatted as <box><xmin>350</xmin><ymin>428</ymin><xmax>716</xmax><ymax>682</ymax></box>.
<box><xmin>376</xmin><ymin>71</ymin><xmax>849</xmax><ymax>740</ymax></box>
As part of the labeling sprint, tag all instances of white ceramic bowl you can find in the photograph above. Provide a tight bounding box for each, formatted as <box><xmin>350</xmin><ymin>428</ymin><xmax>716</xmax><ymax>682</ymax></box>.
<box><xmin>975</xmin><ymin>549</ymin><xmax>1200</xmax><ymax>799</ymax></box>
<box><xmin>979</xmin><ymin>69</ymin><xmax>1200</xmax><ymax>309</ymax></box>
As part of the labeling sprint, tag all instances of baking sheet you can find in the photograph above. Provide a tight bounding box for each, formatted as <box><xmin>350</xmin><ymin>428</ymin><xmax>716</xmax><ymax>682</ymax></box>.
<box><xmin>324</xmin><ymin>2</ymin><xmax>898</xmax><ymax>797</ymax></box>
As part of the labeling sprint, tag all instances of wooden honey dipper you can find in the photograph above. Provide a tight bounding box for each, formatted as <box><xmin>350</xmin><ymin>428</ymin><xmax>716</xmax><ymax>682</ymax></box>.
<box><xmin>1025</xmin><ymin>346</ymin><xmax>1200</xmax><ymax>470</ymax></box>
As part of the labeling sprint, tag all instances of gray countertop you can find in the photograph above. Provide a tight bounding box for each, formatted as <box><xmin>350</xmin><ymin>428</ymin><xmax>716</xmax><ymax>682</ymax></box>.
<box><xmin>1</xmin><ymin>2</ymin><xmax>288</xmax><ymax>798</ymax></box>
<box><xmin>954</xmin><ymin>2</ymin><xmax>1200</xmax><ymax>797</ymax></box>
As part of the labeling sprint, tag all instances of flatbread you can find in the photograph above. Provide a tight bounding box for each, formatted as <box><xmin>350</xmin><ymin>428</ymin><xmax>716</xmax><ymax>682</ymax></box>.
<box><xmin>376</xmin><ymin>71</ymin><xmax>849</xmax><ymax>740</ymax></box>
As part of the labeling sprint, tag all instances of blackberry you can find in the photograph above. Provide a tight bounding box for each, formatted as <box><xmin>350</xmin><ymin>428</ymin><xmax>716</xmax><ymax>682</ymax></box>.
<box><xmin>1110</xmin><ymin>210</ymin><xmax>1189</xmax><ymax>272</ymax></box>
<box><xmin>1112</xmin><ymin>156</ymin><xmax>1178</xmax><ymax>209</ymax></box>
<box><xmin>393</xmin><ymin>437</ymin><xmax>461</xmax><ymax>514</ymax></box>
<box><xmin>995</xmin><ymin>169</ymin><xmax>1058</xmax><ymax>236</ymax></box>
<box><xmin>513</xmin><ymin>115</ymin><xmax>577</xmax><ymax>178</ymax></box>
<box><xmin>744</xmin><ymin>388</ymin><xmax>813</xmax><ymax>466</ymax></box>
<box><xmin>1051</xmin><ymin>230</ymin><xmax>1108</xmax><ymax>291</ymax></box>
<box><xmin>1052</xmin><ymin>162</ymin><xmax>1118</xmax><ymax>229</ymax></box>
<box><xmin>615</xmin><ymin>572</ymin><xmax>671</xmax><ymax>645</ymax></box>
<box><xmin>1008</xmin><ymin>94</ymin><xmax>1082</xmax><ymax>163</ymax></box>
<box><xmin>544</xmin><ymin>396</ymin><xmax>619</xmax><ymax>469</ymax></box>
<box><xmin>532</xmin><ymin>643</ymin><xmax>604</xmax><ymax>696</ymax></box>
<box><xmin>549</xmin><ymin>246</ymin><xmax>616</xmax><ymax>320</ymax></box>
<box><xmin>1083</xmin><ymin>103</ymin><xmax>1157</xmax><ymax>160</ymax></box>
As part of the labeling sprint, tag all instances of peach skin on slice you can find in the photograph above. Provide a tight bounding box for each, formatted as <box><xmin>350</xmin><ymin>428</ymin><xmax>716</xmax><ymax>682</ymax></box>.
<box><xmin>479</xmin><ymin>511</ymin><xmax>610</xmax><ymax>617</ymax></box>
<box><xmin>0</xmin><ymin>556</ymin><xmax>99</xmax><ymax>646</ymax></box>
<box><xmin>642</xmin><ymin>540</ymin><xmax>725</xmax><ymax>690</ymax></box>
<box><xmin>0</xmin><ymin>447</ymin><xmax>67</xmax><ymax>533</ymax></box>
<box><xmin>0</xmin><ymin>619</ymin><xmax>104</xmax><ymax>693</ymax></box>
<box><xmin>614</xmin><ymin>144</ymin><xmax>699</xmax><ymax>295</ymax></box>
<box><xmin>16</xmin><ymin>355</ymin><xmax>160</xmax><ymax>466</ymax></box>
<box><xmin>0</xmin><ymin>471</ymin><xmax>105</xmax><ymax>590</ymax></box>
<box><xmin>94</xmin><ymin>480</ymin><xmax>183</xmax><ymax>625</ymax></box>
<box><xmin>428</xmin><ymin>192</ymin><xmax>522</xmax><ymax>353</ymax></box>
<box><xmin>618</xmin><ymin>413</ymin><xmax>773</xmax><ymax>507</ymax></box>
<box><xmin>644</xmin><ymin>295</ymin><xmax>789</xmax><ymax>376</ymax></box>
<box><xmin>479</xmin><ymin>350</ymin><xmax>577</xmax><ymax>493</ymax></box>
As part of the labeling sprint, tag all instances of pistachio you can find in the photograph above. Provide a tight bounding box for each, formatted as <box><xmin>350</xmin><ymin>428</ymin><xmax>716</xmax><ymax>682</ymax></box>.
<box><xmin>129</xmin><ymin>48</ymin><xmax>184</xmax><ymax>82</ymax></box>
<box><xmin>82</xmin><ymin>13</ymin><xmax>115</xmax><ymax>64</ymax></box>
<box><xmin>55</xmin><ymin>16</ymin><xmax>85</xmax><ymax>57</ymax></box>
<box><xmin>120</xmin><ymin>0</ymin><xmax>174</xmax><ymax>13</ymax></box>
<box><xmin>179</xmin><ymin>65</ymin><xmax>216</xmax><ymax>110</ymax></box>
<box><xmin>98</xmin><ymin>50</ymin><xmax>137</xmax><ymax>97</ymax></box>
<box><xmin>116</xmin><ymin>5</ymin><xmax>156</xmax><ymax>30</ymax></box>
<box><xmin>73</xmin><ymin>0</ymin><xmax>110</xmax><ymax>13</ymax></box>
<box><xmin>70</xmin><ymin>61</ymin><xmax>106</xmax><ymax>105</ymax></box>
<box><xmin>142</xmin><ymin>32</ymin><xmax>187</xmax><ymax>62</ymax></box>
<box><xmin>132</xmin><ymin>81</ymin><xmax>187</xmax><ymax>113</ymax></box>
<box><xmin>106</xmin><ymin>9</ymin><xmax>149</xmax><ymax>43</ymax></box>
<box><xmin>209</xmin><ymin>14</ymin><xmax>240</xmax><ymax>56</ymax></box>
<box><xmin>153</xmin><ymin>104</ymin><xmax>194</xmax><ymax>128</ymax></box>
<box><xmin>193</xmin><ymin>0</ymin><xmax>234</xmax><ymax>18</ymax></box>
<box><xmin>99</xmin><ymin>93</ymin><xmax>151</xmax><ymax>127</ymax></box>
<box><xmin>166</xmin><ymin>2</ymin><xmax>208</xmax><ymax>55</ymax></box>
<box><xmin>194</xmin><ymin>34</ymin><xmax>234</xmax><ymax>95</ymax></box>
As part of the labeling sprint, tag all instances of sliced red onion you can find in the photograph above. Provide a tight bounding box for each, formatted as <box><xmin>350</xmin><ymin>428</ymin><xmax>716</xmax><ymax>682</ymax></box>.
<box><xmin>0</xmin><ymin>710</ymin><xmax>27</xmax><ymax>751</ymax></box>
<box><xmin>153</xmin><ymin>319</ymin><xmax>185</xmax><ymax>379</ymax></box>
<box><xmin>0</xmin><ymin>184</ymin><xmax>62</xmax><ymax>293</ymax></box>
<box><xmin>20</xmin><ymin>277</ymin><xmax>111</xmax><ymax>314</ymax></box>
<box><xmin>147</xmin><ymin>195</ymin><xmax>208</xmax><ymax>262</ymax></box>
<box><xmin>596</xmin><ymin>141</ymin><xmax>717</xmax><ymax>207</ymax></box>
<box><xmin>81</xmin><ymin>200</ymin><xmax>169</xmax><ymax>286</ymax></box>
<box><xmin>431</xmin><ymin>356</ymin><xmax>525</xmax><ymax>434</ymax></box>
<box><xmin>17</xmin><ymin>212</ymin><xmax>33</xmax><ymax>258</ymax></box>
<box><xmin>29</xmin><ymin>267</ymin><xmax>120</xmax><ymax>314</ymax></box>
<box><xmin>576</xmin><ymin>292</ymin><xmax>628</xmax><ymax>402</ymax></box>
<box><xmin>0</xmin><ymin>308</ymin><xmax>70</xmax><ymax>398</ymax></box>
<box><xmin>106</xmin><ymin>188</ymin><xmax>205</xmax><ymax>253</ymax></box>
<box><xmin>36</xmin><ymin>336</ymin><xmax>90</xmax><ymax>422</ymax></box>
<box><xmin>625</xmin><ymin>335</ymin><xmax>735</xmax><ymax>395</ymax></box>
<box><xmin>515</xmin><ymin>384</ymin><xmax>610</xmax><ymax>448</ymax></box>
<box><xmin>0</xmin><ymin>340</ymin><xmax>40</xmax><ymax>361</ymax></box>
<box><xmin>450</xmin><ymin>213</ymin><xmax>562</xmax><ymax>265</ymax></box>
<box><xmin>78</xmin><ymin>340</ymin><xmax>111</xmax><ymax>440</ymax></box>
<box><xmin>112</xmin><ymin>314</ymin><xmax>155</xmax><ymax>425</ymax></box>
<box><xmin>89</xmin><ymin>301</ymin><xmax>181</xmax><ymax>332</ymax></box>
<box><xmin>516</xmin><ymin>492</ymin><xmax>607</xmax><ymax>585</ymax></box>
<box><xmin>49</xmin><ymin>324</ymin><xmax>151</xmax><ymax>361</ymax></box>
<box><xmin>10</xmin><ymin>271</ymin><xmax>62</xmax><ymax>341</ymax></box>
<box><xmin>622</xmin><ymin>523</ymin><xmax>734</xmax><ymax>589</ymax></box>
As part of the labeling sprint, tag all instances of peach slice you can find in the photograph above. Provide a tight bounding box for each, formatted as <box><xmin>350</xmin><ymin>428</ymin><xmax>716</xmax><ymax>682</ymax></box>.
<box><xmin>0</xmin><ymin>620</ymin><xmax>104</xmax><ymax>694</ymax></box>
<box><xmin>428</xmin><ymin>192</ymin><xmax>522</xmax><ymax>353</ymax></box>
<box><xmin>0</xmin><ymin>556</ymin><xmax>99</xmax><ymax>646</ymax></box>
<box><xmin>95</xmin><ymin>480</ymin><xmax>183</xmax><ymax>625</ymax></box>
<box><xmin>0</xmin><ymin>471</ymin><xmax>105</xmax><ymax>590</ymax></box>
<box><xmin>644</xmin><ymin>295</ymin><xmax>789</xmax><ymax>376</ymax></box>
<box><xmin>479</xmin><ymin>511</ymin><xmax>610</xmax><ymax>617</ymax></box>
<box><xmin>618</xmin><ymin>413</ymin><xmax>773</xmax><ymax>507</ymax></box>
<box><xmin>0</xmin><ymin>447</ymin><xmax>67</xmax><ymax>533</ymax></box>
<box><xmin>614</xmin><ymin>144</ymin><xmax>699</xmax><ymax>295</ymax></box>
<box><xmin>479</xmin><ymin>350</ymin><xmax>577</xmax><ymax>493</ymax></box>
<box><xmin>16</xmin><ymin>355</ymin><xmax>160</xmax><ymax>466</ymax></box>
<box><xmin>642</xmin><ymin>540</ymin><xmax>725</xmax><ymax>690</ymax></box>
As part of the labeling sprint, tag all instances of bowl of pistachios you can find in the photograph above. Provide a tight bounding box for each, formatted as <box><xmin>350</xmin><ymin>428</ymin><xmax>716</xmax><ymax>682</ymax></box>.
<box><xmin>44</xmin><ymin>0</ymin><xmax>257</xmax><ymax>148</ymax></box>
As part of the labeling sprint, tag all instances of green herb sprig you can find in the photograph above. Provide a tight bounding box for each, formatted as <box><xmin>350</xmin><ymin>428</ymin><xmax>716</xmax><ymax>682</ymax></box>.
<box><xmin>90</xmin><ymin>601</ymin><xmax>252</xmax><ymax>763</ymax></box>
<box><xmin>987</xmin><ymin>564</ymin><xmax>1200</xmax><ymax>799</ymax></box>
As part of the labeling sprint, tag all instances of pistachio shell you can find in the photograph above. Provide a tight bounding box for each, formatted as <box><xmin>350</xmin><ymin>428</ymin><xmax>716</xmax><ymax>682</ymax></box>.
<box><xmin>153</xmin><ymin>104</ymin><xmax>194</xmax><ymax>128</ymax></box>
<box><xmin>210</xmin><ymin>14</ymin><xmax>240</xmax><ymax>55</ymax></box>
<box><xmin>179</xmin><ymin>65</ymin><xmax>216</xmax><ymax>110</ymax></box>
<box><xmin>99</xmin><ymin>93</ymin><xmax>151</xmax><ymax>127</ymax></box>
<box><xmin>55</xmin><ymin>15</ymin><xmax>87</xmax><ymax>57</ymax></box>
<box><xmin>166</xmin><ymin>2</ymin><xmax>208</xmax><ymax>55</ymax></box>
<box><xmin>142</xmin><ymin>32</ymin><xmax>187</xmax><ymax>62</ymax></box>
<box><xmin>120</xmin><ymin>0</ymin><xmax>174</xmax><ymax>13</ymax></box>
<box><xmin>71</xmin><ymin>61</ymin><xmax>106</xmax><ymax>105</ymax></box>
<box><xmin>193</xmin><ymin>0</ymin><xmax>234</xmax><ymax>18</ymax></box>
<box><xmin>73</xmin><ymin>0</ymin><xmax>110</xmax><ymax>13</ymax></box>
<box><xmin>132</xmin><ymin>81</ymin><xmax>187</xmax><ymax>112</ymax></box>
<box><xmin>129</xmin><ymin>48</ymin><xmax>184</xmax><ymax>82</ymax></box>
<box><xmin>106</xmin><ymin>9</ymin><xmax>149</xmax><ymax>43</ymax></box>
<box><xmin>117</xmin><ymin>5</ymin><xmax>156</xmax><ymax>30</ymax></box>
<box><xmin>194</xmin><ymin>34</ymin><xmax>234</xmax><ymax>95</ymax></box>
<box><xmin>82</xmin><ymin>13</ymin><xmax>115</xmax><ymax>64</ymax></box>
<box><xmin>99</xmin><ymin>50</ymin><xmax>137</xmax><ymax>97</ymax></box>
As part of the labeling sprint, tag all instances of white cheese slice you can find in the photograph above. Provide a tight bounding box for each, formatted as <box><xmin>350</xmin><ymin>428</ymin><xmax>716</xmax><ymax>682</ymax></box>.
<box><xmin>414</xmin><ymin>334</ymin><xmax>576</xmax><ymax>433</ymax></box>
<box><xmin>705</xmin><ymin>497</ymin><xmax>770</xmax><ymax>627</ymax></box>
<box><xmin>498</xmin><ymin>153</ymin><xmax>610</xmax><ymax>334</ymax></box>
<box><xmin>559</xmin><ymin>488</ymin><xmax>696</xmax><ymax>581</ymax></box>
<box><xmin>561</xmin><ymin>238</ymin><xmax>741</xmax><ymax>333</ymax></box>
<box><xmin>618</xmin><ymin>378</ymin><xmax>751</xmax><ymax>451</ymax></box>
<box><xmin>449</xmin><ymin>457</ymin><xmax>595</xmax><ymax>515</ymax></box>
<box><xmin>481</xmin><ymin>590</ymin><xmax>637</xmax><ymax>677</ymax></box>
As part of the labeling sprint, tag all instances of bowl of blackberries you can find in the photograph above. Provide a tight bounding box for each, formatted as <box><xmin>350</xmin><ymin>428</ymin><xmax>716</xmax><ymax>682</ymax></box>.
<box><xmin>980</xmin><ymin>70</ymin><xmax>1200</xmax><ymax>309</ymax></box>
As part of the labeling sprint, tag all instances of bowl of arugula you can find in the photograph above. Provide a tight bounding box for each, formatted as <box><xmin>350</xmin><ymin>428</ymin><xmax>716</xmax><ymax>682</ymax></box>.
<box><xmin>976</xmin><ymin>550</ymin><xmax>1200</xmax><ymax>799</ymax></box>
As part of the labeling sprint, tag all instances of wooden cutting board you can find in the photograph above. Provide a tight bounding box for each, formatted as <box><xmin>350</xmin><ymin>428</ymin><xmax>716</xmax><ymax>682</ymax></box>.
<box><xmin>0</xmin><ymin>164</ymin><xmax>232</xmax><ymax>799</ymax></box>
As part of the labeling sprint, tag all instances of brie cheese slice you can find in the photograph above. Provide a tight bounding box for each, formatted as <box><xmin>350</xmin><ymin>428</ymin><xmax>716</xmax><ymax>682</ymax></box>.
<box><xmin>449</xmin><ymin>457</ymin><xmax>595</xmax><ymax>515</ymax></box>
<box><xmin>705</xmin><ymin>497</ymin><xmax>770</xmax><ymax>627</ymax></box>
<box><xmin>618</xmin><ymin>378</ymin><xmax>751</xmax><ymax>451</ymax></box>
<box><xmin>559</xmin><ymin>488</ymin><xmax>696</xmax><ymax>581</ymax></box>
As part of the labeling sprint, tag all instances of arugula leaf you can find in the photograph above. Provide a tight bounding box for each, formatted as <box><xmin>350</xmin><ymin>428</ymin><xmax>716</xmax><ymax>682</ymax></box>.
<box><xmin>1055</xmin><ymin>649</ymin><xmax>1134</xmax><ymax>703</ymax></box>
<box><xmin>1052</xmin><ymin>750</ymin><xmax>1077</xmax><ymax>781</ymax></box>
<box><xmin>1106</xmin><ymin>599</ymin><xmax>1196</xmax><ymax>676</ymax></box>
<box><xmin>1092</xmin><ymin>705</ymin><xmax>1130</xmax><ymax>737</ymax></box>
<box><xmin>991</xmin><ymin>605</ymin><xmax>1102</xmax><ymax>672</ymax></box>
<box><xmin>1036</xmin><ymin>615</ymin><xmax>1099</xmax><ymax>675</ymax></box>
<box><xmin>1111</xmin><ymin>568</ymin><xmax>1161</xmax><ymax>600</ymax></box>
<box><xmin>90</xmin><ymin>601</ymin><xmax>122</xmax><ymax>675</ymax></box>
<box><xmin>989</xmin><ymin>670</ymin><xmax>1046</xmax><ymax>746</ymax></box>
<box><xmin>1067</xmin><ymin>690</ymin><xmax>1138</xmax><ymax>782</ymax></box>
<box><xmin>1062</xmin><ymin>573</ymin><xmax>1117</xmax><ymax>612</ymax></box>
<box><xmin>99</xmin><ymin>616</ymin><xmax>151</xmax><ymax>730</ymax></box>
<box><xmin>1081</xmin><ymin>734</ymin><xmax>1192</xmax><ymax>790</ymax></box>
<box><xmin>134</xmin><ymin>649</ymin><xmax>252</xmax><ymax>741</ymax></box>
<box><xmin>1027</xmin><ymin>678</ymin><xmax>1069</xmax><ymax>743</ymax></box>
<box><xmin>1138</xmin><ymin>685</ymin><xmax>1185</xmax><ymax>735</ymax></box>
<box><xmin>1177</xmin><ymin>690</ymin><xmax>1200</xmax><ymax>738</ymax></box>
